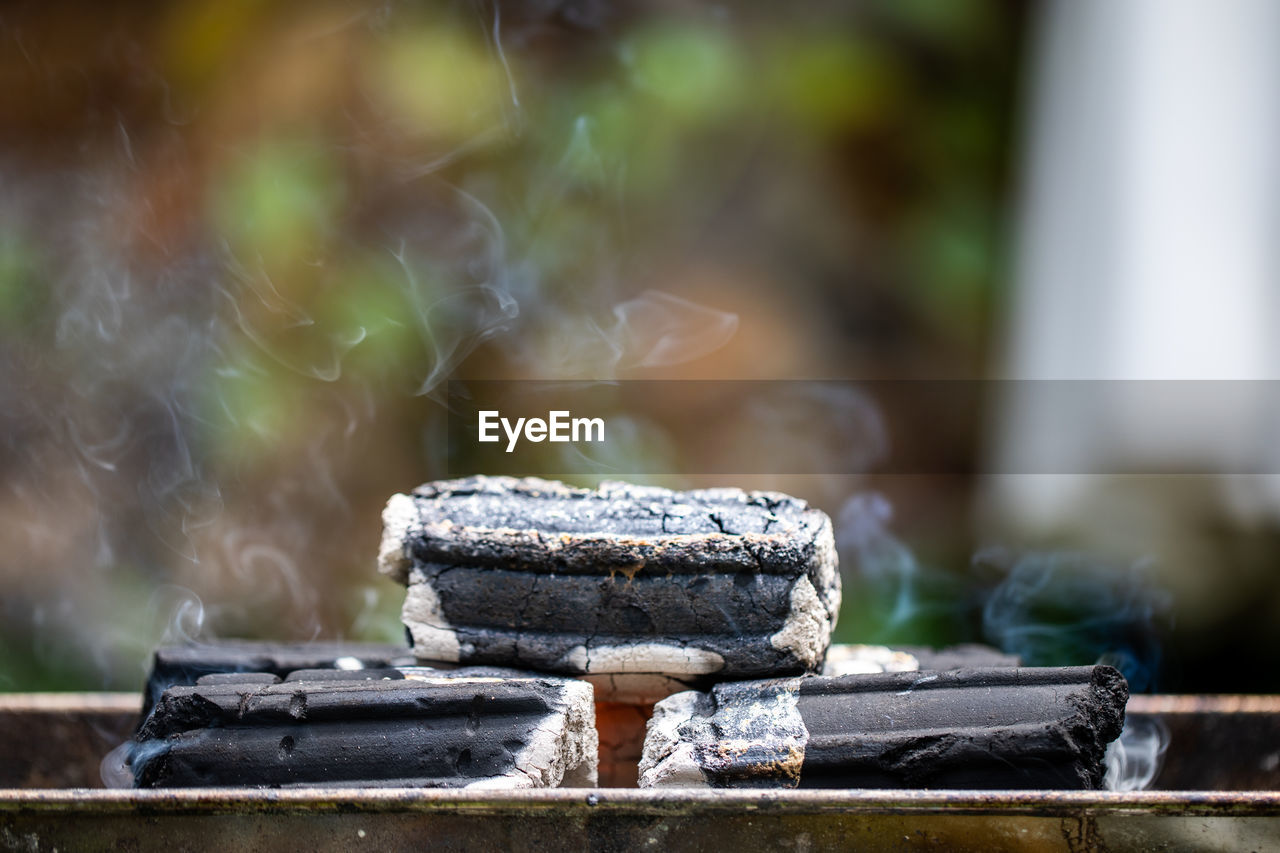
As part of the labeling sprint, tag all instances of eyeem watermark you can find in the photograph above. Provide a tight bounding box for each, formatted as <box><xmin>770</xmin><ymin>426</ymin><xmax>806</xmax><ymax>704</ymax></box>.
<box><xmin>478</xmin><ymin>410</ymin><xmax>605</xmax><ymax>453</ymax></box>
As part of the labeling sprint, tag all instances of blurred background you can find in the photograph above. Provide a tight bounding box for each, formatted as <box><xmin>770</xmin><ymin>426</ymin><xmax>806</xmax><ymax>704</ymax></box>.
<box><xmin>2</xmin><ymin>0</ymin><xmax>1277</xmax><ymax>694</ymax></box>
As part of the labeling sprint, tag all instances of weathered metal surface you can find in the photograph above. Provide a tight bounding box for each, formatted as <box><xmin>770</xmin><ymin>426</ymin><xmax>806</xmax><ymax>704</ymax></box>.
<box><xmin>2</xmin><ymin>789</ymin><xmax>1279</xmax><ymax>852</ymax></box>
<box><xmin>1127</xmin><ymin>695</ymin><xmax>1280</xmax><ymax>791</ymax></box>
<box><xmin>0</xmin><ymin>694</ymin><xmax>137</xmax><ymax>789</ymax></box>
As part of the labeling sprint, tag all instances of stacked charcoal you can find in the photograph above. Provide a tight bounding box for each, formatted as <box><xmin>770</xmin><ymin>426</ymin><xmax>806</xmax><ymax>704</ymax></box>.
<box><xmin>377</xmin><ymin>478</ymin><xmax>842</xmax><ymax>699</ymax></box>
<box><xmin>126</xmin><ymin>476</ymin><xmax>1128</xmax><ymax>790</ymax></box>
<box><xmin>377</xmin><ymin>476</ymin><xmax>843</xmax><ymax>786</ymax></box>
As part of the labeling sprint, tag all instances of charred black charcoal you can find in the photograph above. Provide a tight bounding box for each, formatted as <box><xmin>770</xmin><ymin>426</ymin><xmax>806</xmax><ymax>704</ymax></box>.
<box><xmin>132</xmin><ymin>668</ymin><xmax>596</xmax><ymax>789</ymax></box>
<box><xmin>639</xmin><ymin>666</ymin><xmax>1128</xmax><ymax>790</ymax></box>
<box><xmin>141</xmin><ymin>641</ymin><xmax>412</xmax><ymax>719</ymax></box>
<box><xmin>379</xmin><ymin>477</ymin><xmax>839</xmax><ymax>698</ymax></box>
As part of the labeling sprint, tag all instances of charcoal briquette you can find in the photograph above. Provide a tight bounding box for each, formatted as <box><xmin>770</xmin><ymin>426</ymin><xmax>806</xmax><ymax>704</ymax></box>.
<box><xmin>132</xmin><ymin>667</ymin><xmax>597</xmax><ymax>789</ymax></box>
<box><xmin>379</xmin><ymin>477</ymin><xmax>840</xmax><ymax>700</ymax></box>
<box><xmin>639</xmin><ymin>666</ymin><xmax>1128</xmax><ymax>789</ymax></box>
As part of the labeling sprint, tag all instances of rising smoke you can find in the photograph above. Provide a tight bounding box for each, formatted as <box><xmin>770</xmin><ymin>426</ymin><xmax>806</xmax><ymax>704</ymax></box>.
<box><xmin>840</xmin><ymin>491</ymin><xmax>1174</xmax><ymax>789</ymax></box>
<box><xmin>0</xmin><ymin>2</ymin><xmax>759</xmax><ymax>691</ymax></box>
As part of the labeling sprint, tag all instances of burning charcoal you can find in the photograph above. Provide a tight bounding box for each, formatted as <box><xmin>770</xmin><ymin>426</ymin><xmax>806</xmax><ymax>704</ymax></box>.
<box><xmin>821</xmin><ymin>643</ymin><xmax>1020</xmax><ymax>676</ymax></box>
<box><xmin>596</xmin><ymin>702</ymin><xmax>655</xmax><ymax>788</ymax></box>
<box><xmin>132</xmin><ymin>668</ymin><xmax>597</xmax><ymax>789</ymax></box>
<box><xmin>141</xmin><ymin>641</ymin><xmax>411</xmax><ymax>718</ymax></box>
<box><xmin>638</xmin><ymin>666</ymin><xmax>1128</xmax><ymax>790</ymax></box>
<box><xmin>379</xmin><ymin>477</ymin><xmax>840</xmax><ymax>699</ymax></box>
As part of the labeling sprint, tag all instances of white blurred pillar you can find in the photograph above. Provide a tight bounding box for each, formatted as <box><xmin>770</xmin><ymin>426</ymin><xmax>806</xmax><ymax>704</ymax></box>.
<box><xmin>992</xmin><ymin>0</ymin><xmax>1280</xmax><ymax>526</ymax></box>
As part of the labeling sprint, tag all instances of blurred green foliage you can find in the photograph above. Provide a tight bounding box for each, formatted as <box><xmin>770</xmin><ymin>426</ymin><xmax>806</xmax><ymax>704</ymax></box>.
<box><xmin>0</xmin><ymin>231</ymin><xmax>45</xmax><ymax>333</ymax></box>
<box><xmin>373</xmin><ymin>24</ymin><xmax>512</xmax><ymax>141</ymax></box>
<box><xmin>0</xmin><ymin>0</ymin><xmax>1025</xmax><ymax>691</ymax></box>
<box><xmin>212</xmin><ymin>139</ymin><xmax>346</xmax><ymax>267</ymax></box>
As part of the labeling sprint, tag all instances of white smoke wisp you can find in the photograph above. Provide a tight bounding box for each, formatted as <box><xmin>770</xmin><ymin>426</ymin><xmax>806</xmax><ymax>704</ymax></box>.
<box><xmin>743</xmin><ymin>384</ymin><xmax>886</xmax><ymax>476</ymax></box>
<box><xmin>0</xmin><ymin>2</ymin><xmax>760</xmax><ymax>696</ymax></box>
<box><xmin>398</xmin><ymin>184</ymin><xmax>522</xmax><ymax>399</ymax></box>
<box><xmin>607</xmin><ymin>289</ymin><xmax>739</xmax><ymax>370</ymax></box>
<box><xmin>0</xmin><ymin>155</ymin><xmax>383</xmax><ymax>685</ymax></box>
<box><xmin>837</xmin><ymin>493</ymin><xmax>936</xmax><ymax>633</ymax></box>
<box><xmin>537</xmin><ymin>289</ymin><xmax>740</xmax><ymax>379</ymax></box>
<box><xmin>1105</xmin><ymin>716</ymin><xmax>1170</xmax><ymax>791</ymax></box>
<box><xmin>148</xmin><ymin>585</ymin><xmax>208</xmax><ymax>648</ymax></box>
<box><xmin>99</xmin><ymin>740</ymin><xmax>135</xmax><ymax>789</ymax></box>
<box><xmin>978</xmin><ymin>549</ymin><xmax>1170</xmax><ymax>692</ymax></box>
<box><xmin>552</xmin><ymin>413</ymin><xmax>680</xmax><ymax>480</ymax></box>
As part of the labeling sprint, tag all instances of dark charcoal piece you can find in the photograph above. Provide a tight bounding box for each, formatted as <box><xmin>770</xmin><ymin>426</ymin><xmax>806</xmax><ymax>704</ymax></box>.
<box><xmin>141</xmin><ymin>641</ymin><xmax>412</xmax><ymax>720</ymax></box>
<box><xmin>132</xmin><ymin>668</ymin><xmax>596</xmax><ymax>789</ymax></box>
<box><xmin>379</xmin><ymin>477</ymin><xmax>839</xmax><ymax>697</ymax></box>
<box><xmin>639</xmin><ymin>666</ymin><xmax>1128</xmax><ymax>790</ymax></box>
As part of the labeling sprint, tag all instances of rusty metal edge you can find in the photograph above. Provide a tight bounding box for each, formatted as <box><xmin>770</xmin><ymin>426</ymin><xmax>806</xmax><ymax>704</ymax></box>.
<box><xmin>1126</xmin><ymin>694</ymin><xmax>1280</xmax><ymax>713</ymax></box>
<box><xmin>0</xmin><ymin>693</ymin><xmax>140</xmax><ymax>712</ymax></box>
<box><xmin>2</xmin><ymin>788</ymin><xmax>1279</xmax><ymax>818</ymax></box>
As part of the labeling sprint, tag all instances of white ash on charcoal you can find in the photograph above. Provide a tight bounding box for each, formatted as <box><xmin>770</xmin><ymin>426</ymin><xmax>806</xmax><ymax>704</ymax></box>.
<box><xmin>130</xmin><ymin>666</ymin><xmax>597</xmax><ymax>789</ymax></box>
<box><xmin>894</xmin><ymin>643</ymin><xmax>1021</xmax><ymax>670</ymax></box>
<box><xmin>576</xmin><ymin>673</ymin><xmax>708</xmax><ymax>706</ymax></box>
<box><xmin>821</xmin><ymin>644</ymin><xmax>919</xmax><ymax>675</ymax></box>
<box><xmin>141</xmin><ymin>641</ymin><xmax>412</xmax><ymax>718</ymax></box>
<box><xmin>638</xmin><ymin>666</ymin><xmax>1128</xmax><ymax>790</ymax></box>
<box><xmin>820</xmin><ymin>643</ymin><xmax>1020</xmax><ymax>676</ymax></box>
<box><xmin>379</xmin><ymin>476</ymin><xmax>840</xmax><ymax>701</ymax></box>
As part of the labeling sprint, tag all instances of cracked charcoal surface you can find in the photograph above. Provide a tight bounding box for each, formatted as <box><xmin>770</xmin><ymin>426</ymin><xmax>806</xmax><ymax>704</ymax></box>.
<box><xmin>639</xmin><ymin>666</ymin><xmax>1128</xmax><ymax>790</ymax></box>
<box><xmin>381</xmin><ymin>477</ymin><xmax>839</xmax><ymax>684</ymax></box>
<box><xmin>132</xmin><ymin>667</ymin><xmax>596</xmax><ymax>789</ymax></box>
<box><xmin>141</xmin><ymin>641</ymin><xmax>412</xmax><ymax>720</ymax></box>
